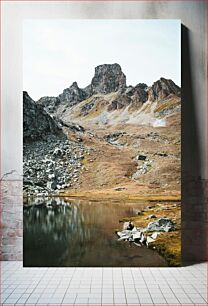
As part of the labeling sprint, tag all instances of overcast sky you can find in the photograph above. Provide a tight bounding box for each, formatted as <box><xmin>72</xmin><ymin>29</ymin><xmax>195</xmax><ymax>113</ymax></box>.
<box><xmin>23</xmin><ymin>19</ymin><xmax>181</xmax><ymax>101</ymax></box>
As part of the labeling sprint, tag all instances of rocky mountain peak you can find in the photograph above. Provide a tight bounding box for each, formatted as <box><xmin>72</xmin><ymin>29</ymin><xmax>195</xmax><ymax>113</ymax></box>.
<box><xmin>71</xmin><ymin>81</ymin><xmax>79</xmax><ymax>88</ymax></box>
<box><xmin>23</xmin><ymin>91</ymin><xmax>62</xmax><ymax>142</ymax></box>
<box><xmin>58</xmin><ymin>81</ymin><xmax>87</xmax><ymax>106</ymax></box>
<box><xmin>90</xmin><ymin>63</ymin><xmax>126</xmax><ymax>94</ymax></box>
<box><xmin>148</xmin><ymin>77</ymin><xmax>181</xmax><ymax>102</ymax></box>
<box><xmin>34</xmin><ymin>65</ymin><xmax>181</xmax><ymax>118</ymax></box>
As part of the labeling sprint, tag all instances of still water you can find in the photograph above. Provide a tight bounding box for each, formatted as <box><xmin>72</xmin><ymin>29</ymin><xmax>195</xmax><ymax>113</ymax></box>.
<box><xmin>23</xmin><ymin>197</ymin><xmax>167</xmax><ymax>267</ymax></box>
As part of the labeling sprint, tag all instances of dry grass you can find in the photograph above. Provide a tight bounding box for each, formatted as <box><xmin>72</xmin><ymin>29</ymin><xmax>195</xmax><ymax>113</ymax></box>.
<box><xmin>61</xmin><ymin>119</ymin><xmax>181</xmax><ymax>197</ymax></box>
<box><xmin>154</xmin><ymin>97</ymin><xmax>181</xmax><ymax>114</ymax></box>
<box><xmin>150</xmin><ymin>231</ymin><xmax>181</xmax><ymax>266</ymax></box>
<box><xmin>60</xmin><ymin>190</ymin><xmax>181</xmax><ymax>202</ymax></box>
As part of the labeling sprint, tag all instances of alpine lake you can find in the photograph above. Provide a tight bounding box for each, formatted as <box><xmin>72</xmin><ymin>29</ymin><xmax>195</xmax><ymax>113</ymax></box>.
<box><xmin>23</xmin><ymin>197</ymin><xmax>168</xmax><ymax>267</ymax></box>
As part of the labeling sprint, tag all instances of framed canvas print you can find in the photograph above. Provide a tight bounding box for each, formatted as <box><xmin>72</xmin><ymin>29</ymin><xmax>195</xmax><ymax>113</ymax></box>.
<box><xmin>23</xmin><ymin>19</ymin><xmax>181</xmax><ymax>267</ymax></box>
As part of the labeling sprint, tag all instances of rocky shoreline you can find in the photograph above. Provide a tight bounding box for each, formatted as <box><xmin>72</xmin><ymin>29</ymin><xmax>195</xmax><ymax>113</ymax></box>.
<box><xmin>119</xmin><ymin>201</ymin><xmax>181</xmax><ymax>266</ymax></box>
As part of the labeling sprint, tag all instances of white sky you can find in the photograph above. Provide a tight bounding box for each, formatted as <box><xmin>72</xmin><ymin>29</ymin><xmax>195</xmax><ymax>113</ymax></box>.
<box><xmin>23</xmin><ymin>19</ymin><xmax>181</xmax><ymax>101</ymax></box>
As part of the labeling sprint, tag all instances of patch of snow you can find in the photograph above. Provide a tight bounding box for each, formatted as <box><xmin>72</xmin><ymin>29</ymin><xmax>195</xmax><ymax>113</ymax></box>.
<box><xmin>152</xmin><ymin>119</ymin><xmax>166</xmax><ymax>127</ymax></box>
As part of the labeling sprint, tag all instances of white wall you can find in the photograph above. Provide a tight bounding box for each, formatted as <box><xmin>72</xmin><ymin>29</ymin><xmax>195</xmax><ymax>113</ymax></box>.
<box><xmin>1</xmin><ymin>1</ymin><xmax>207</xmax><ymax>179</ymax></box>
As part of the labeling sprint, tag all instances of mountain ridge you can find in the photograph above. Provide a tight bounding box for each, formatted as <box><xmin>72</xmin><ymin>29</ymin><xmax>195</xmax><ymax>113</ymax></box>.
<box><xmin>23</xmin><ymin>63</ymin><xmax>181</xmax><ymax>198</ymax></box>
<box><xmin>36</xmin><ymin>63</ymin><xmax>181</xmax><ymax>122</ymax></box>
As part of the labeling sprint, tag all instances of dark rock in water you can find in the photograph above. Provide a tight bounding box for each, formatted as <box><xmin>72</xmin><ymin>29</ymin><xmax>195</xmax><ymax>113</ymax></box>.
<box><xmin>90</xmin><ymin>63</ymin><xmax>126</xmax><ymax>94</ymax></box>
<box><xmin>23</xmin><ymin>91</ymin><xmax>63</xmax><ymax>142</ymax></box>
<box><xmin>51</xmin><ymin>199</ymin><xmax>58</xmax><ymax>206</ymax></box>
<box><xmin>147</xmin><ymin>77</ymin><xmax>181</xmax><ymax>102</ymax></box>
<box><xmin>147</xmin><ymin>218</ymin><xmax>175</xmax><ymax>232</ymax></box>
<box><xmin>35</xmin><ymin>202</ymin><xmax>46</xmax><ymax>207</ymax></box>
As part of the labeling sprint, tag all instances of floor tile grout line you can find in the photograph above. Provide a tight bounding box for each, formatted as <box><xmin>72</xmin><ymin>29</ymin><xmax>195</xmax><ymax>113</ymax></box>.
<box><xmin>0</xmin><ymin>262</ymin><xmax>207</xmax><ymax>306</ymax></box>
<box><xmin>138</xmin><ymin>268</ymin><xmax>154</xmax><ymax>305</ymax></box>
<box><xmin>61</xmin><ymin>267</ymin><xmax>78</xmax><ymax>304</ymax></box>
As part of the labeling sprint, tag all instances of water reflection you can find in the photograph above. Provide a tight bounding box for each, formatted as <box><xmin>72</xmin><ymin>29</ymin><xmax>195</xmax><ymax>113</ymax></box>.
<box><xmin>23</xmin><ymin>198</ymin><xmax>167</xmax><ymax>267</ymax></box>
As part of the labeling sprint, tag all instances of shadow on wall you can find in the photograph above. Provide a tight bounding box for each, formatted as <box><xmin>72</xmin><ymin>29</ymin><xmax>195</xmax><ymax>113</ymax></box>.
<box><xmin>181</xmin><ymin>25</ymin><xmax>208</xmax><ymax>265</ymax></box>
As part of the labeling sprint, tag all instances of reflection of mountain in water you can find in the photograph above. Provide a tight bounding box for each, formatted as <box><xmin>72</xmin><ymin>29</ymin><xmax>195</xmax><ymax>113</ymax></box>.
<box><xmin>24</xmin><ymin>198</ymin><xmax>167</xmax><ymax>267</ymax></box>
<box><xmin>24</xmin><ymin>199</ymin><xmax>90</xmax><ymax>266</ymax></box>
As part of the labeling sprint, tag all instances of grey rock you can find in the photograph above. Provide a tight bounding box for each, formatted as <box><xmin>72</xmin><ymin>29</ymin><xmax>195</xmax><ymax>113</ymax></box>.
<box><xmin>48</xmin><ymin>174</ymin><xmax>55</xmax><ymax>180</ymax></box>
<box><xmin>37</xmin><ymin>96</ymin><xmax>61</xmax><ymax>114</ymax></box>
<box><xmin>58</xmin><ymin>82</ymin><xmax>87</xmax><ymax>106</ymax></box>
<box><xmin>91</xmin><ymin>63</ymin><xmax>126</xmax><ymax>94</ymax></box>
<box><xmin>147</xmin><ymin>218</ymin><xmax>175</xmax><ymax>232</ymax></box>
<box><xmin>24</xmin><ymin>135</ymin><xmax>85</xmax><ymax>195</ymax></box>
<box><xmin>23</xmin><ymin>92</ymin><xmax>64</xmax><ymax>142</ymax></box>
<box><xmin>104</xmin><ymin>132</ymin><xmax>126</xmax><ymax>145</ymax></box>
<box><xmin>125</xmin><ymin>83</ymin><xmax>148</xmax><ymax>104</ymax></box>
<box><xmin>47</xmin><ymin>181</ymin><xmax>57</xmax><ymax>190</ymax></box>
<box><xmin>53</xmin><ymin>147</ymin><xmax>63</xmax><ymax>157</ymax></box>
<box><xmin>147</xmin><ymin>77</ymin><xmax>181</xmax><ymax>102</ymax></box>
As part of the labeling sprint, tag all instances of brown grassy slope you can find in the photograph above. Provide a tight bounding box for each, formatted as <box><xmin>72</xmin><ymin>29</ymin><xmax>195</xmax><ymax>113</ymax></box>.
<box><xmin>62</xmin><ymin>94</ymin><xmax>181</xmax><ymax>198</ymax></box>
<box><xmin>63</xmin><ymin>116</ymin><xmax>180</xmax><ymax>198</ymax></box>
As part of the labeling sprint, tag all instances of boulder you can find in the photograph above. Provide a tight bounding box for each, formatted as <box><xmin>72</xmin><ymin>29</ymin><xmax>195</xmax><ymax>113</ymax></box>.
<box><xmin>137</xmin><ymin>155</ymin><xmax>147</xmax><ymax>161</ymax></box>
<box><xmin>147</xmin><ymin>218</ymin><xmax>175</xmax><ymax>232</ymax></box>
<box><xmin>47</xmin><ymin>181</ymin><xmax>57</xmax><ymax>190</ymax></box>
<box><xmin>53</xmin><ymin>147</ymin><xmax>63</xmax><ymax>157</ymax></box>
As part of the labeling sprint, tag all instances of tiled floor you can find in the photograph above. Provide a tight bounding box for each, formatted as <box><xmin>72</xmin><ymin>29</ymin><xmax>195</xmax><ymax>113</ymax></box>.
<box><xmin>0</xmin><ymin>262</ymin><xmax>207</xmax><ymax>305</ymax></box>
